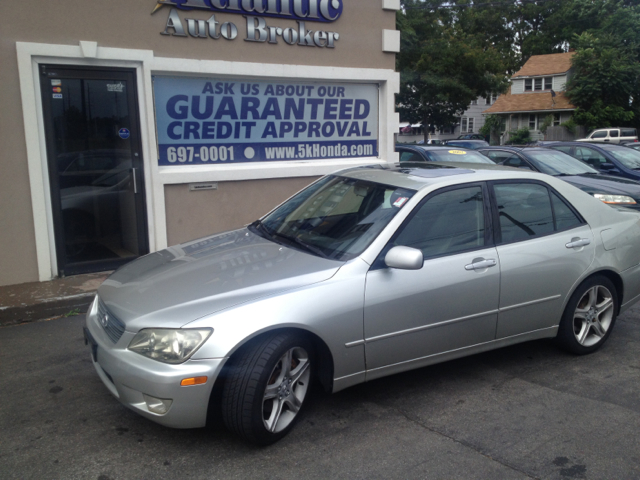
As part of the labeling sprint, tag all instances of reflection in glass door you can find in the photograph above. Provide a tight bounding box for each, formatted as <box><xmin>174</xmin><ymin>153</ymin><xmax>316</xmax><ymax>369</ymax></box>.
<box><xmin>40</xmin><ymin>66</ymin><xmax>148</xmax><ymax>276</ymax></box>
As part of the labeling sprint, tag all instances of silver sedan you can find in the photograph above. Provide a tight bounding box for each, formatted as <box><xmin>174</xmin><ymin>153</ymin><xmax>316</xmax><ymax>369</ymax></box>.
<box><xmin>84</xmin><ymin>163</ymin><xmax>640</xmax><ymax>445</ymax></box>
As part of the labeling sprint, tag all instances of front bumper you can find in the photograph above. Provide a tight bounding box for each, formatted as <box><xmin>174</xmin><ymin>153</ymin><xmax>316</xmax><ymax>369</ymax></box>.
<box><xmin>84</xmin><ymin>299</ymin><xmax>225</xmax><ymax>429</ymax></box>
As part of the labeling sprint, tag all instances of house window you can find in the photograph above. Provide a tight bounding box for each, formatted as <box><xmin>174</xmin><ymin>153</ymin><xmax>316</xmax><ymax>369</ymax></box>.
<box><xmin>553</xmin><ymin>113</ymin><xmax>560</xmax><ymax>126</ymax></box>
<box><xmin>525</xmin><ymin>79</ymin><xmax>532</xmax><ymax>91</ymax></box>
<box><xmin>468</xmin><ymin>118</ymin><xmax>474</xmax><ymax>132</ymax></box>
<box><xmin>529</xmin><ymin>115</ymin><xmax>537</xmax><ymax>130</ymax></box>
<box><xmin>470</xmin><ymin>99</ymin><xmax>478</xmax><ymax>105</ymax></box>
<box><xmin>526</xmin><ymin>77</ymin><xmax>553</xmax><ymax>92</ymax></box>
<box><xmin>461</xmin><ymin>117</ymin><xmax>468</xmax><ymax>132</ymax></box>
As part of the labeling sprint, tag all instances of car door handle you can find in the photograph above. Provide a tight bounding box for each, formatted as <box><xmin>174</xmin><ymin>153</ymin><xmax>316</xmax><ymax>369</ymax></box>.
<box><xmin>465</xmin><ymin>259</ymin><xmax>497</xmax><ymax>271</ymax></box>
<box><xmin>566</xmin><ymin>238</ymin><xmax>591</xmax><ymax>248</ymax></box>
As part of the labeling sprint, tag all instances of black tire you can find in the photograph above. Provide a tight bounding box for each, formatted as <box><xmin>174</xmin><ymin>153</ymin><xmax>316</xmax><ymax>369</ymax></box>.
<box><xmin>222</xmin><ymin>332</ymin><xmax>314</xmax><ymax>445</ymax></box>
<box><xmin>556</xmin><ymin>275</ymin><xmax>618</xmax><ymax>355</ymax></box>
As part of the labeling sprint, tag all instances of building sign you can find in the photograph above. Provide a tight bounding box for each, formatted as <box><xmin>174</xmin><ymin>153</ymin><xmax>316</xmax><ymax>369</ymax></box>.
<box><xmin>153</xmin><ymin>0</ymin><xmax>343</xmax><ymax>23</ymax></box>
<box><xmin>153</xmin><ymin>76</ymin><xmax>378</xmax><ymax>166</ymax></box>
<box><xmin>154</xmin><ymin>0</ymin><xmax>342</xmax><ymax>48</ymax></box>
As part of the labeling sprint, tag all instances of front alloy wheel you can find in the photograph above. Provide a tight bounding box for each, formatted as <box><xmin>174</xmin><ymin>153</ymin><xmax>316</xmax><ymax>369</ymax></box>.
<box><xmin>222</xmin><ymin>332</ymin><xmax>314</xmax><ymax>445</ymax></box>
<box><xmin>262</xmin><ymin>346</ymin><xmax>311</xmax><ymax>433</ymax></box>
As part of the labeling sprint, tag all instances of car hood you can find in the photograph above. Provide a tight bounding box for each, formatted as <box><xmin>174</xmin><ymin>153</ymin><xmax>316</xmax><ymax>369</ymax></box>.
<box><xmin>97</xmin><ymin>228</ymin><xmax>344</xmax><ymax>330</ymax></box>
<box><xmin>561</xmin><ymin>174</ymin><xmax>640</xmax><ymax>200</ymax></box>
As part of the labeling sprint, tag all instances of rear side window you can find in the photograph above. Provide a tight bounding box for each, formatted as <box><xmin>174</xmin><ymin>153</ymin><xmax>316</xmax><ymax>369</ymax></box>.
<box><xmin>502</xmin><ymin>156</ymin><xmax>532</xmax><ymax>170</ymax></box>
<box><xmin>591</xmin><ymin>131</ymin><xmax>607</xmax><ymax>139</ymax></box>
<box><xmin>399</xmin><ymin>151</ymin><xmax>424</xmax><ymax>163</ymax></box>
<box><xmin>552</xmin><ymin>145</ymin><xmax>573</xmax><ymax>154</ymax></box>
<box><xmin>493</xmin><ymin>183</ymin><xmax>581</xmax><ymax>244</ymax></box>
<box><xmin>551</xmin><ymin>192</ymin><xmax>582</xmax><ymax>231</ymax></box>
<box><xmin>482</xmin><ymin>150</ymin><xmax>515</xmax><ymax>163</ymax></box>
<box><xmin>610</xmin><ymin>130</ymin><xmax>619</xmax><ymax>138</ymax></box>
<box><xmin>621</xmin><ymin>129</ymin><xmax>637</xmax><ymax>137</ymax></box>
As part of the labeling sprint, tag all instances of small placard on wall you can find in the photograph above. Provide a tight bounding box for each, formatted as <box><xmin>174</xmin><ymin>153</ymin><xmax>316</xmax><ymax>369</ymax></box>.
<box><xmin>189</xmin><ymin>182</ymin><xmax>218</xmax><ymax>192</ymax></box>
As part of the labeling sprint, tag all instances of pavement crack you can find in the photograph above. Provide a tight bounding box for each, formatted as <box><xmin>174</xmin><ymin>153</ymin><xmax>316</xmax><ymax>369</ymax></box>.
<box><xmin>384</xmin><ymin>402</ymin><xmax>540</xmax><ymax>480</ymax></box>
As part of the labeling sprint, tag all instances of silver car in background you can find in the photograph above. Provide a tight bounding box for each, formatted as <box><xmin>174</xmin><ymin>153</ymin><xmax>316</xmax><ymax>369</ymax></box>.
<box><xmin>84</xmin><ymin>163</ymin><xmax>640</xmax><ymax>445</ymax></box>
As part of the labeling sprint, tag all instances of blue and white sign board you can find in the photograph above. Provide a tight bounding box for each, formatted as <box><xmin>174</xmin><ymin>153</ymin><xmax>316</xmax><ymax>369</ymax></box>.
<box><xmin>153</xmin><ymin>76</ymin><xmax>378</xmax><ymax>166</ymax></box>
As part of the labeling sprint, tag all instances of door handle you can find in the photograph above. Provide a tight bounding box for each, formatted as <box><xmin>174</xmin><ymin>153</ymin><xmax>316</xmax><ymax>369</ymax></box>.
<box><xmin>131</xmin><ymin>168</ymin><xmax>138</xmax><ymax>194</ymax></box>
<box><xmin>465</xmin><ymin>259</ymin><xmax>497</xmax><ymax>271</ymax></box>
<box><xmin>565</xmin><ymin>238</ymin><xmax>590</xmax><ymax>248</ymax></box>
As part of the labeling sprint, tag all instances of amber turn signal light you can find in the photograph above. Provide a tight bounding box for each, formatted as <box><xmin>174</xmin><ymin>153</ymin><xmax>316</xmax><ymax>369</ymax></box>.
<box><xmin>180</xmin><ymin>376</ymin><xmax>208</xmax><ymax>386</ymax></box>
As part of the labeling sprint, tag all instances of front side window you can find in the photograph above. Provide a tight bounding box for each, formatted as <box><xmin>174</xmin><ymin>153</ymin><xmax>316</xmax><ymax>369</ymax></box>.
<box><xmin>392</xmin><ymin>186</ymin><xmax>485</xmax><ymax>259</ymax></box>
<box><xmin>574</xmin><ymin>147</ymin><xmax>607</xmax><ymax>168</ymax></box>
<box><xmin>605</xmin><ymin>147</ymin><xmax>640</xmax><ymax>169</ymax></box>
<box><xmin>424</xmin><ymin>148</ymin><xmax>493</xmax><ymax>164</ymax></box>
<box><xmin>591</xmin><ymin>131</ymin><xmax>607</xmax><ymax>139</ymax></box>
<box><xmin>525</xmin><ymin>150</ymin><xmax>598</xmax><ymax>175</ymax></box>
<box><xmin>255</xmin><ymin>175</ymin><xmax>415</xmax><ymax>261</ymax></box>
<box><xmin>493</xmin><ymin>182</ymin><xmax>582</xmax><ymax>244</ymax></box>
<box><xmin>399</xmin><ymin>150</ymin><xmax>424</xmax><ymax>163</ymax></box>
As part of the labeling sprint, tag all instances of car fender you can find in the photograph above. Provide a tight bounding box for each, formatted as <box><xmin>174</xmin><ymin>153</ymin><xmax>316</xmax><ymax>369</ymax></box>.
<box><xmin>185</xmin><ymin>257</ymin><xmax>370</xmax><ymax>391</ymax></box>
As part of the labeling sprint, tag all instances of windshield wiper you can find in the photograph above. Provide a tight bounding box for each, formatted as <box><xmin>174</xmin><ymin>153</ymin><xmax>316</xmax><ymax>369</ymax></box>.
<box><xmin>249</xmin><ymin>220</ymin><xmax>277</xmax><ymax>243</ymax></box>
<box><xmin>274</xmin><ymin>233</ymin><xmax>331</xmax><ymax>259</ymax></box>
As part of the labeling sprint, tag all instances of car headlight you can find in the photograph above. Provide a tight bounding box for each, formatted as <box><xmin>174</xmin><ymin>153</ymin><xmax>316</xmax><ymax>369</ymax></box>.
<box><xmin>593</xmin><ymin>194</ymin><xmax>637</xmax><ymax>205</ymax></box>
<box><xmin>128</xmin><ymin>328</ymin><xmax>213</xmax><ymax>364</ymax></box>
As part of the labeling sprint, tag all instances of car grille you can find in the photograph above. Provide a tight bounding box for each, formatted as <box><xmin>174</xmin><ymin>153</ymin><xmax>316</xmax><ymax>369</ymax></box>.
<box><xmin>97</xmin><ymin>297</ymin><xmax>125</xmax><ymax>343</ymax></box>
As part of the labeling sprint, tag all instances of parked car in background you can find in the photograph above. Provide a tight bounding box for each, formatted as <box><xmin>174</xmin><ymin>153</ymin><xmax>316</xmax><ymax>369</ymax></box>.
<box><xmin>457</xmin><ymin>133</ymin><xmax>486</xmax><ymax>140</ymax></box>
<box><xmin>396</xmin><ymin>144</ymin><xmax>494</xmax><ymax>164</ymax></box>
<box><xmin>622</xmin><ymin>141</ymin><xmax>640</xmax><ymax>152</ymax></box>
<box><xmin>576</xmin><ymin>127</ymin><xmax>638</xmax><ymax>144</ymax></box>
<box><xmin>443</xmin><ymin>139</ymin><xmax>490</xmax><ymax>150</ymax></box>
<box><xmin>85</xmin><ymin>162</ymin><xmax>640</xmax><ymax>446</ymax></box>
<box><xmin>479</xmin><ymin>146</ymin><xmax>640</xmax><ymax>210</ymax></box>
<box><xmin>416</xmin><ymin>139</ymin><xmax>443</xmax><ymax>145</ymax></box>
<box><xmin>547</xmin><ymin>142</ymin><xmax>640</xmax><ymax>182</ymax></box>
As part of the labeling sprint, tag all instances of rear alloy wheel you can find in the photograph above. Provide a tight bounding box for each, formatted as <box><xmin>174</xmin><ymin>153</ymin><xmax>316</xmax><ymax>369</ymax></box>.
<box><xmin>557</xmin><ymin>276</ymin><xmax>618</xmax><ymax>354</ymax></box>
<box><xmin>222</xmin><ymin>332</ymin><xmax>313</xmax><ymax>445</ymax></box>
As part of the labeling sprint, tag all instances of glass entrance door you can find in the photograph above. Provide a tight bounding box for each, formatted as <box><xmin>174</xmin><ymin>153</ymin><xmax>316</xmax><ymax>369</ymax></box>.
<box><xmin>40</xmin><ymin>66</ymin><xmax>148</xmax><ymax>276</ymax></box>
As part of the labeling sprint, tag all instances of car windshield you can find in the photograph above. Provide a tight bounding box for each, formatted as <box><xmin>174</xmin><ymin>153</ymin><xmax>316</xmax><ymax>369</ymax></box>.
<box><xmin>425</xmin><ymin>149</ymin><xmax>493</xmax><ymax>164</ymax></box>
<box><xmin>524</xmin><ymin>150</ymin><xmax>599</xmax><ymax>175</ymax></box>
<box><xmin>251</xmin><ymin>175</ymin><xmax>416</xmax><ymax>261</ymax></box>
<box><xmin>605</xmin><ymin>147</ymin><xmax>640</xmax><ymax>169</ymax></box>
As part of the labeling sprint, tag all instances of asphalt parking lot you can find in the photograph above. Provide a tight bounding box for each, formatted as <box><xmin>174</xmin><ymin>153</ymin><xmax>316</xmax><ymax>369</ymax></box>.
<box><xmin>1</xmin><ymin>306</ymin><xmax>640</xmax><ymax>480</ymax></box>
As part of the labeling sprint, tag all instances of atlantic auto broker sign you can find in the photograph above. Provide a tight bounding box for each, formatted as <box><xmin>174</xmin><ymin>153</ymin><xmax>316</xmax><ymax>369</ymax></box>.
<box><xmin>153</xmin><ymin>76</ymin><xmax>378</xmax><ymax>165</ymax></box>
<box><xmin>154</xmin><ymin>0</ymin><xmax>342</xmax><ymax>47</ymax></box>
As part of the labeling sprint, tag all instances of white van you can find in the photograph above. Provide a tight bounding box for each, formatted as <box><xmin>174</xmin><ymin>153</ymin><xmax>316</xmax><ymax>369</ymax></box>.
<box><xmin>577</xmin><ymin>127</ymin><xmax>638</xmax><ymax>144</ymax></box>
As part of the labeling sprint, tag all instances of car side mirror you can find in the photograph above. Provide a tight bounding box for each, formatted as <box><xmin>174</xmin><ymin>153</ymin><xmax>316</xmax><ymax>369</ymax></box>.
<box><xmin>600</xmin><ymin>163</ymin><xmax>617</xmax><ymax>171</ymax></box>
<box><xmin>385</xmin><ymin>246</ymin><xmax>424</xmax><ymax>270</ymax></box>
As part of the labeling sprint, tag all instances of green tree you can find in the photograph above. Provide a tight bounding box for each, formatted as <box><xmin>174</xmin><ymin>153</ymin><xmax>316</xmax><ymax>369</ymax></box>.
<box><xmin>396</xmin><ymin>0</ymin><xmax>509</xmax><ymax>142</ymax></box>
<box><xmin>565</xmin><ymin>32</ymin><xmax>640</xmax><ymax>129</ymax></box>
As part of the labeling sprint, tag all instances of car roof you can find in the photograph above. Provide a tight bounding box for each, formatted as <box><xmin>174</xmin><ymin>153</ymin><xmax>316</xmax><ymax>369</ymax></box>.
<box><xmin>549</xmin><ymin>142</ymin><xmax>633</xmax><ymax>152</ymax></box>
<box><xmin>396</xmin><ymin>144</ymin><xmax>463</xmax><ymax>151</ymax></box>
<box><xmin>336</xmin><ymin>162</ymin><xmax>531</xmax><ymax>191</ymax></box>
